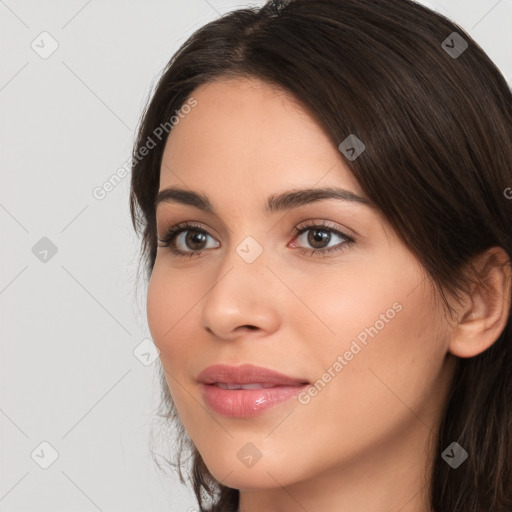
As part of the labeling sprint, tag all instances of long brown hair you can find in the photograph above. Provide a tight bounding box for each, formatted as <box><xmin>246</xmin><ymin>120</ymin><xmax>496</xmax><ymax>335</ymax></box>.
<box><xmin>129</xmin><ymin>1</ymin><xmax>512</xmax><ymax>510</ymax></box>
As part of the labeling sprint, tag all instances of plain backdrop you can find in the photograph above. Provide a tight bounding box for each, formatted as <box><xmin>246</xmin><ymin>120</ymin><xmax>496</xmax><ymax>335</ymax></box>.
<box><xmin>1</xmin><ymin>0</ymin><xmax>511</xmax><ymax>511</ymax></box>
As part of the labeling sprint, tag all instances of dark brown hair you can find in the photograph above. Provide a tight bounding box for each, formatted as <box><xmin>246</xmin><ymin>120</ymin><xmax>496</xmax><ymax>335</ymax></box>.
<box><xmin>129</xmin><ymin>1</ymin><xmax>512</xmax><ymax>510</ymax></box>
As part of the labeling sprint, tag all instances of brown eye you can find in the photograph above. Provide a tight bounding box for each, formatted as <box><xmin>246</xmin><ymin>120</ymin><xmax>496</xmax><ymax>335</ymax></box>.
<box><xmin>157</xmin><ymin>222</ymin><xmax>219</xmax><ymax>258</ymax></box>
<box><xmin>291</xmin><ymin>221</ymin><xmax>355</xmax><ymax>257</ymax></box>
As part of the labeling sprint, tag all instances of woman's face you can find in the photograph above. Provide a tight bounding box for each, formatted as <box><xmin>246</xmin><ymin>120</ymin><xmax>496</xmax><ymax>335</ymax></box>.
<box><xmin>147</xmin><ymin>77</ymin><xmax>456</xmax><ymax>492</ymax></box>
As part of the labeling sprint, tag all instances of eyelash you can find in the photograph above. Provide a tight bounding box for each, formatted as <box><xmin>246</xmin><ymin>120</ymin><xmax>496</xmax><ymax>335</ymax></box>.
<box><xmin>157</xmin><ymin>220</ymin><xmax>355</xmax><ymax>259</ymax></box>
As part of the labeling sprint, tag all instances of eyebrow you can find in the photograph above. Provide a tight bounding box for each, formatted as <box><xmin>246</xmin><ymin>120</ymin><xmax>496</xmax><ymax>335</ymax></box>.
<box><xmin>154</xmin><ymin>186</ymin><xmax>374</xmax><ymax>215</ymax></box>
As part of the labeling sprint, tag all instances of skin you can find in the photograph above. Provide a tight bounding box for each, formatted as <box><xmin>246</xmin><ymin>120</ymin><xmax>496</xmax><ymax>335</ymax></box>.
<box><xmin>146</xmin><ymin>77</ymin><xmax>511</xmax><ymax>512</ymax></box>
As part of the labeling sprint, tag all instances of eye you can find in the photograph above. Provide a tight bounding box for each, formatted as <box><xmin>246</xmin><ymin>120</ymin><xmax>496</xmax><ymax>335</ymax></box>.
<box><xmin>157</xmin><ymin>221</ymin><xmax>218</xmax><ymax>259</ymax></box>
<box><xmin>157</xmin><ymin>220</ymin><xmax>355</xmax><ymax>259</ymax></box>
<box><xmin>291</xmin><ymin>220</ymin><xmax>355</xmax><ymax>257</ymax></box>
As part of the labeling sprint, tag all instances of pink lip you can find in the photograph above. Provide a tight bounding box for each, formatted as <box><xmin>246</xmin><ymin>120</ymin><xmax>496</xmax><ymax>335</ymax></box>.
<box><xmin>198</xmin><ymin>364</ymin><xmax>309</xmax><ymax>417</ymax></box>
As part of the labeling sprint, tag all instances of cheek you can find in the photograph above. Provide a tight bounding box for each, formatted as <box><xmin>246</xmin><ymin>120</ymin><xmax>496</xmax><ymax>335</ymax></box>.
<box><xmin>307</xmin><ymin>253</ymin><xmax>446</xmax><ymax>414</ymax></box>
<box><xmin>303</xmin><ymin>254</ymin><xmax>410</xmax><ymax>360</ymax></box>
<box><xmin>146</xmin><ymin>266</ymin><xmax>199</xmax><ymax>416</ymax></box>
<box><xmin>146</xmin><ymin>265</ymin><xmax>190</xmax><ymax>358</ymax></box>
<box><xmin>146</xmin><ymin>267</ymin><xmax>168</xmax><ymax>348</ymax></box>
<box><xmin>146</xmin><ymin>263</ymin><xmax>209</xmax><ymax>383</ymax></box>
<box><xmin>315</xmin><ymin>272</ymin><xmax>446</xmax><ymax>426</ymax></box>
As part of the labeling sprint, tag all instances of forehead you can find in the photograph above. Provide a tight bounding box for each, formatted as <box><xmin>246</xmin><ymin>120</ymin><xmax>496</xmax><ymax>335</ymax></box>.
<box><xmin>159</xmin><ymin>77</ymin><xmax>365</xmax><ymax>204</ymax></box>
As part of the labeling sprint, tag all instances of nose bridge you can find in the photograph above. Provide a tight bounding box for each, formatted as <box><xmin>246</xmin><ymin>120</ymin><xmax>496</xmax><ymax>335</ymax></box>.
<box><xmin>209</xmin><ymin>233</ymin><xmax>268</xmax><ymax>303</ymax></box>
<box><xmin>200</xmin><ymin>233</ymin><xmax>278</xmax><ymax>337</ymax></box>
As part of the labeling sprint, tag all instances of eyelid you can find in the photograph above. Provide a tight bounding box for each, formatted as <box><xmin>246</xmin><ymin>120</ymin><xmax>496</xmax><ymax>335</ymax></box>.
<box><xmin>157</xmin><ymin>218</ymin><xmax>354</xmax><ymax>240</ymax></box>
<box><xmin>157</xmin><ymin>218</ymin><xmax>221</xmax><ymax>239</ymax></box>
<box><xmin>294</xmin><ymin>218</ymin><xmax>356</xmax><ymax>239</ymax></box>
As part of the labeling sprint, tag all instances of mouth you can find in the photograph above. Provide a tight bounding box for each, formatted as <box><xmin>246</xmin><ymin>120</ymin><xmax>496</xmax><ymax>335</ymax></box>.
<box><xmin>198</xmin><ymin>364</ymin><xmax>310</xmax><ymax>417</ymax></box>
<box><xmin>197</xmin><ymin>363</ymin><xmax>309</xmax><ymax>386</ymax></box>
<box><xmin>210</xmin><ymin>382</ymin><xmax>295</xmax><ymax>390</ymax></box>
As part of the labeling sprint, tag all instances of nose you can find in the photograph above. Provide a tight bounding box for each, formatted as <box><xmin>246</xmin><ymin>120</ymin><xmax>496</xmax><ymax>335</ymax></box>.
<box><xmin>200</xmin><ymin>246</ymin><xmax>281</xmax><ymax>341</ymax></box>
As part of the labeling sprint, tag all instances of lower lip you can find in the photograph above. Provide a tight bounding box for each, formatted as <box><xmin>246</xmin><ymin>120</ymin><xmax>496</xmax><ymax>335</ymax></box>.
<box><xmin>201</xmin><ymin>383</ymin><xmax>308</xmax><ymax>417</ymax></box>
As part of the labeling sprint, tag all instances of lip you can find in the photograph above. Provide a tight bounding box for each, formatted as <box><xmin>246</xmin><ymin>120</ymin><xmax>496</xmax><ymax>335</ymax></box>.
<box><xmin>198</xmin><ymin>364</ymin><xmax>310</xmax><ymax>417</ymax></box>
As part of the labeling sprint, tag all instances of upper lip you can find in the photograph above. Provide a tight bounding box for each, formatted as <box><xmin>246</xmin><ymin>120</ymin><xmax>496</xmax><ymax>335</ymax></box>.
<box><xmin>197</xmin><ymin>364</ymin><xmax>309</xmax><ymax>386</ymax></box>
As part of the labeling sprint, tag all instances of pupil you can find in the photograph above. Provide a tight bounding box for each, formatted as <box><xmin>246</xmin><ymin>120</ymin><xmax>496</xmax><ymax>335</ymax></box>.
<box><xmin>188</xmin><ymin>231</ymin><xmax>206</xmax><ymax>249</ymax></box>
<box><xmin>309</xmin><ymin>229</ymin><xmax>330</xmax><ymax>248</ymax></box>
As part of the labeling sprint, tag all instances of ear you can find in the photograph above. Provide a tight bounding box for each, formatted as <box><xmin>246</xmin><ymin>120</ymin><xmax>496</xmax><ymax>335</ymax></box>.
<box><xmin>448</xmin><ymin>247</ymin><xmax>511</xmax><ymax>358</ymax></box>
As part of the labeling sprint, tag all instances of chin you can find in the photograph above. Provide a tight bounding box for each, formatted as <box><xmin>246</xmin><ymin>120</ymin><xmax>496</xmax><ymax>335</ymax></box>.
<box><xmin>209</xmin><ymin>464</ymin><xmax>288</xmax><ymax>490</ymax></box>
<box><xmin>200</xmin><ymin>446</ymin><xmax>309</xmax><ymax>491</ymax></box>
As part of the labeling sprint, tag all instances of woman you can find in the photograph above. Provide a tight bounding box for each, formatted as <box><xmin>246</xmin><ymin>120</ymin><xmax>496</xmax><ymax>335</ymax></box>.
<box><xmin>129</xmin><ymin>0</ymin><xmax>512</xmax><ymax>510</ymax></box>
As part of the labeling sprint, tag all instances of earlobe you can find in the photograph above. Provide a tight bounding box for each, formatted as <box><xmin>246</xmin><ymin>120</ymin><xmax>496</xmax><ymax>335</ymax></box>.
<box><xmin>448</xmin><ymin>247</ymin><xmax>512</xmax><ymax>359</ymax></box>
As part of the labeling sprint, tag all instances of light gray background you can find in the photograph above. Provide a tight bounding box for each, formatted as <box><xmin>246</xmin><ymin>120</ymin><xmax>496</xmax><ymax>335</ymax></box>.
<box><xmin>1</xmin><ymin>1</ymin><xmax>511</xmax><ymax>511</ymax></box>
